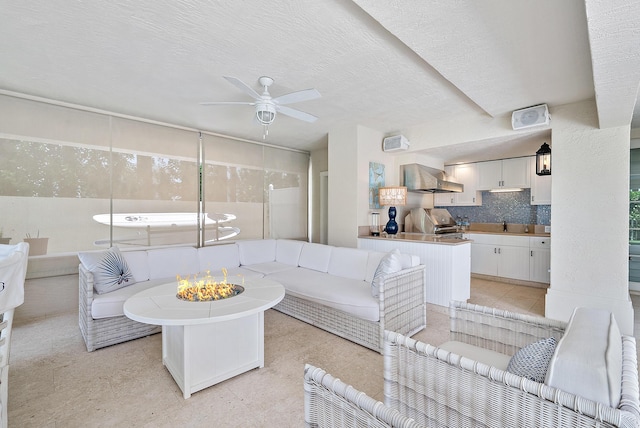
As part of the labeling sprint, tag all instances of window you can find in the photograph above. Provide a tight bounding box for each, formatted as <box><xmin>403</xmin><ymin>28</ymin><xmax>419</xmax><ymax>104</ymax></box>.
<box><xmin>0</xmin><ymin>96</ymin><xmax>308</xmax><ymax>254</ymax></box>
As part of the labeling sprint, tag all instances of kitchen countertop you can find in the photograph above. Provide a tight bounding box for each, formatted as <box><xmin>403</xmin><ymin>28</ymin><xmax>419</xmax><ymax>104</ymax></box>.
<box><xmin>358</xmin><ymin>233</ymin><xmax>471</xmax><ymax>245</ymax></box>
<box><xmin>465</xmin><ymin>222</ymin><xmax>550</xmax><ymax>237</ymax></box>
<box><xmin>465</xmin><ymin>230</ymin><xmax>550</xmax><ymax>238</ymax></box>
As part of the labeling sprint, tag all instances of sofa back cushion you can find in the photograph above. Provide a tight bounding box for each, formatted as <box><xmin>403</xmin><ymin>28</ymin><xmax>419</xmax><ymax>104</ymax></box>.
<box><xmin>299</xmin><ymin>243</ymin><xmax>333</xmax><ymax>272</ymax></box>
<box><xmin>78</xmin><ymin>247</ymin><xmax>136</xmax><ymax>294</ymax></box>
<box><xmin>365</xmin><ymin>252</ymin><xmax>386</xmax><ymax>283</ymax></box>
<box><xmin>198</xmin><ymin>244</ymin><xmax>240</xmax><ymax>272</ymax></box>
<box><xmin>275</xmin><ymin>239</ymin><xmax>305</xmax><ymax>266</ymax></box>
<box><xmin>327</xmin><ymin>247</ymin><xmax>369</xmax><ymax>281</ymax></box>
<box><xmin>147</xmin><ymin>247</ymin><xmax>199</xmax><ymax>279</ymax></box>
<box><xmin>122</xmin><ymin>250</ymin><xmax>150</xmax><ymax>282</ymax></box>
<box><xmin>401</xmin><ymin>254</ymin><xmax>420</xmax><ymax>269</ymax></box>
<box><xmin>545</xmin><ymin>307</ymin><xmax>622</xmax><ymax>408</ymax></box>
<box><xmin>237</xmin><ymin>239</ymin><xmax>277</xmax><ymax>266</ymax></box>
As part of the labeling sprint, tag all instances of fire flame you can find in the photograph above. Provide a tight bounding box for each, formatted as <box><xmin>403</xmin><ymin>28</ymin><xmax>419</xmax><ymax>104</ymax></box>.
<box><xmin>176</xmin><ymin>268</ymin><xmax>244</xmax><ymax>301</ymax></box>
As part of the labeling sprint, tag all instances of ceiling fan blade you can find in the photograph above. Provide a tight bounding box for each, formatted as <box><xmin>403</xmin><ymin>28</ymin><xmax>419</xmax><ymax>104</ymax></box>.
<box><xmin>276</xmin><ymin>105</ymin><xmax>318</xmax><ymax>123</ymax></box>
<box><xmin>200</xmin><ymin>101</ymin><xmax>255</xmax><ymax>106</ymax></box>
<box><xmin>272</xmin><ymin>88</ymin><xmax>321</xmax><ymax>105</ymax></box>
<box><xmin>223</xmin><ymin>76</ymin><xmax>261</xmax><ymax>100</ymax></box>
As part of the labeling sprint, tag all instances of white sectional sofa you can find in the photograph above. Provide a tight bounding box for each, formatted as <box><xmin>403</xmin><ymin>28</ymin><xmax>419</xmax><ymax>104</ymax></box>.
<box><xmin>78</xmin><ymin>239</ymin><xmax>426</xmax><ymax>352</ymax></box>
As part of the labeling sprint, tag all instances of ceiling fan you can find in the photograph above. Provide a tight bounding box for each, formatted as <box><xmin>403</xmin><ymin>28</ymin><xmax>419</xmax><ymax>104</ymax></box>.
<box><xmin>201</xmin><ymin>76</ymin><xmax>321</xmax><ymax>139</ymax></box>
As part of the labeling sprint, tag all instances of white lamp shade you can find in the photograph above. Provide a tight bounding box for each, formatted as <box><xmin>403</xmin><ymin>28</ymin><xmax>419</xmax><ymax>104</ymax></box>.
<box><xmin>378</xmin><ymin>186</ymin><xmax>407</xmax><ymax>206</ymax></box>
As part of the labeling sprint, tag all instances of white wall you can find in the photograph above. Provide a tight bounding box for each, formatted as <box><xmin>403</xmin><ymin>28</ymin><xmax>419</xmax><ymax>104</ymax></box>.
<box><xmin>310</xmin><ymin>146</ymin><xmax>328</xmax><ymax>243</ymax></box>
<box><xmin>327</xmin><ymin>125</ymin><xmax>359</xmax><ymax>247</ymax></box>
<box><xmin>545</xmin><ymin>100</ymin><xmax>634</xmax><ymax>334</ymax></box>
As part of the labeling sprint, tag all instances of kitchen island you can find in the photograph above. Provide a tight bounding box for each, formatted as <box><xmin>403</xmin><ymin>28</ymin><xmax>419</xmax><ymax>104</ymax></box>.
<box><xmin>358</xmin><ymin>233</ymin><xmax>471</xmax><ymax>308</ymax></box>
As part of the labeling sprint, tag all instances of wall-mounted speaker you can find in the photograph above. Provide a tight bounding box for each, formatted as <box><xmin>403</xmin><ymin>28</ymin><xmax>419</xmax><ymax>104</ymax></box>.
<box><xmin>383</xmin><ymin>135</ymin><xmax>410</xmax><ymax>152</ymax></box>
<box><xmin>511</xmin><ymin>104</ymin><xmax>550</xmax><ymax>130</ymax></box>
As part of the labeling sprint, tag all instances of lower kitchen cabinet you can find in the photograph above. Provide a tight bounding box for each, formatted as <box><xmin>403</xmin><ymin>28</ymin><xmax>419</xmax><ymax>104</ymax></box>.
<box><xmin>529</xmin><ymin>237</ymin><xmax>551</xmax><ymax>283</ymax></box>
<box><xmin>469</xmin><ymin>233</ymin><xmax>550</xmax><ymax>283</ymax></box>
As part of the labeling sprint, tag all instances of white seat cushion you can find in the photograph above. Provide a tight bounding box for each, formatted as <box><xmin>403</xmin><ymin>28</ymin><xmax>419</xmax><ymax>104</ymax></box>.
<box><xmin>545</xmin><ymin>307</ymin><xmax>623</xmax><ymax>408</ymax></box>
<box><xmin>91</xmin><ymin>278</ymin><xmax>169</xmax><ymax>319</ymax></box>
<box><xmin>243</xmin><ymin>262</ymin><xmax>296</xmax><ymax>275</ymax></box>
<box><xmin>439</xmin><ymin>341</ymin><xmax>511</xmax><ymax>371</ymax></box>
<box><xmin>268</xmin><ymin>268</ymin><xmax>379</xmax><ymax>322</ymax></box>
<box><xmin>197</xmin><ymin>267</ymin><xmax>264</xmax><ymax>281</ymax></box>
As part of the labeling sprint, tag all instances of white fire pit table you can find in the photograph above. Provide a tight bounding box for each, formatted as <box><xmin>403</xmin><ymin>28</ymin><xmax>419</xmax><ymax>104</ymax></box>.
<box><xmin>123</xmin><ymin>278</ymin><xmax>285</xmax><ymax>399</ymax></box>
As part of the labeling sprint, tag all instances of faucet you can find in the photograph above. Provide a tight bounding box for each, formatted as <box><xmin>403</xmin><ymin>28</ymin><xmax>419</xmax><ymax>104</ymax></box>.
<box><xmin>503</xmin><ymin>221</ymin><xmax>507</xmax><ymax>232</ymax></box>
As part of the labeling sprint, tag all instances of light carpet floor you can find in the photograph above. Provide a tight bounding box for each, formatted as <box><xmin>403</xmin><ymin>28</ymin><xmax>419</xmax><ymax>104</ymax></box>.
<box><xmin>6</xmin><ymin>278</ymin><xmax>634</xmax><ymax>427</ymax></box>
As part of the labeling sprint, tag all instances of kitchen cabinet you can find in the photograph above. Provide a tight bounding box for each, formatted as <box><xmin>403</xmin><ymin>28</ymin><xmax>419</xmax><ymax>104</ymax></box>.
<box><xmin>529</xmin><ymin>156</ymin><xmax>551</xmax><ymax>205</ymax></box>
<box><xmin>469</xmin><ymin>233</ymin><xmax>551</xmax><ymax>284</ymax></box>
<box><xmin>434</xmin><ymin>163</ymin><xmax>482</xmax><ymax>206</ymax></box>
<box><xmin>530</xmin><ymin>237</ymin><xmax>551</xmax><ymax>283</ymax></box>
<box><xmin>477</xmin><ymin>157</ymin><xmax>530</xmax><ymax>190</ymax></box>
<box><xmin>470</xmin><ymin>234</ymin><xmax>530</xmax><ymax>280</ymax></box>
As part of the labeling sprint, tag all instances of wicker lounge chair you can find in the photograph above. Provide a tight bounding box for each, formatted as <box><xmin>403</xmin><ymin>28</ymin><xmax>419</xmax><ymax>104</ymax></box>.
<box><xmin>305</xmin><ymin>302</ymin><xmax>640</xmax><ymax>427</ymax></box>
<box><xmin>384</xmin><ymin>302</ymin><xmax>640</xmax><ymax>427</ymax></box>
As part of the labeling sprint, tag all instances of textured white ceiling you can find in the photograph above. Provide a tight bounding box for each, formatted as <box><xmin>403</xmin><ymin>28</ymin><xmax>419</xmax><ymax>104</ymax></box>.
<box><xmin>0</xmin><ymin>0</ymin><xmax>638</xmax><ymax>160</ymax></box>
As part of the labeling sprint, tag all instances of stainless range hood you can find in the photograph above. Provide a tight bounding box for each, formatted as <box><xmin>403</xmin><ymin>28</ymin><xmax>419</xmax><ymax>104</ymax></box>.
<box><xmin>400</xmin><ymin>163</ymin><xmax>463</xmax><ymax>193</ymax></box>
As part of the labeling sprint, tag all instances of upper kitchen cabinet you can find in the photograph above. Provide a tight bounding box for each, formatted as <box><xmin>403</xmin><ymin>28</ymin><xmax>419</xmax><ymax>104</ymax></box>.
<box><xmin>477</xmin><ymin>157</ymin><xmax>531</xmax><ymax>190</ymax></box>
<box><xmin>529</xmin><ymin>156</ymin><xmax>551</xmax><ymax>205</ymax></box>
<box><xmin>434</xmin><ymin>163</ymin><xmax>482</xmax><ymax>206</ymax></box>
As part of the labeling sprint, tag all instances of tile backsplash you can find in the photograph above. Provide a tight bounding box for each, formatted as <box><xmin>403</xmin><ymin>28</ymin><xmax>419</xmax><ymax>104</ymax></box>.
<box><xmin>439</xmin><ymin>189</ymin><xmax>550</xmax><ymax>225</ymax></box>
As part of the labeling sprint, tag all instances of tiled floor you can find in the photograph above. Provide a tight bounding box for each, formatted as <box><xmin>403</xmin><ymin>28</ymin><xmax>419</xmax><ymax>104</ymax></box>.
<box><xmin>4</xmin><ymin>279</ymin><xmax>630</xmax><ymax>427</ymax></box>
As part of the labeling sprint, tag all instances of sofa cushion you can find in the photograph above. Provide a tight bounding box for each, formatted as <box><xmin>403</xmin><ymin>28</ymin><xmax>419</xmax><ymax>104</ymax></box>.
<box><xmin>198</xmin><ymin>244</ymin><xmax>240</xmax><ymax>273</ymax></box>
<box><xmin>268</xmin><ymin>268</ymin><xmax>379</xmax><ymax>322</ymax></box>
<box><xmin>79</xmin><ymin>247</ymin><xmax>136</xmax><ymax>294</ymax></box>
<box><xmin>243</xmin><ymin>262</ymin><xmax>297</xmax><ymax>275</ymax></box>
<box><xmin>506</xmin><ymin>337</ymin><xmax>557</xmax><ymax>383</ymax></box>
<box><xmin>327</xmin><ymin>247</ymin><xmax>369</xmax><ymax>281</ymax></box>
<box><xmin>122</xmin><ymin>250</ymin><xmax>149</xmax><ymax>282</ymax></box>
<box><xmin>371</xmin><ymin>249</ymin><xmax>402</xmax><ymax>298</ymax></box>
<box><xmin>237</xmin><ymin>239</ymin><xmax>276</xmax><ymax>265</ymax></box>
<box><xmin>439</xmin><ymin>341</ymin><xmax>511</xmax><ymax>371</ymax></box>
<box><xmin>275</xmin><ymin>239</ymin><xmax>305</xmax><ymax>266</ymax></box>
<box><xmin>206</xmin><ymin>267</ymin><xmax>265</xmax><ymax>280</ymax></box>
<box><xmin>400</xmin><ymin>254</ymin><xmax>420</xmax><ymax>269</ymax></box>
<box><xmin>91</xmin><ymin>277</ymin><xmax>169</xmax><ymax>319</ymax></box>
<box><xmin>545</xmin><ymin>307</ymin><xmax>622</xmax><ymax>408</ymax></box>
<box><xmin>299</xmin><ymin>243</ymin><xmax>333</xmax><ymax>272</ymax></box>
<box><xmin>365</xmin><ymin>251</ymin><xmax>386</xmax><ymax>283</ymax></box>
<box><xmin>146</xmin><ymin>247</ymin><xmax>199</xmax><ymax>279</ymax></box>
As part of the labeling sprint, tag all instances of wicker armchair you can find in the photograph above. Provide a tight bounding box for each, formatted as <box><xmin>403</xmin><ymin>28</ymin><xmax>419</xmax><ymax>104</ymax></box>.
<box><xmin>304</xmin><ymin>364</ymin><xmax>420</xmax><ymax>428</ymax></box>
<box><xmin>384</xmin><ymin>302</ymin><xmax>640</xmax><ymax>428</ymax></box>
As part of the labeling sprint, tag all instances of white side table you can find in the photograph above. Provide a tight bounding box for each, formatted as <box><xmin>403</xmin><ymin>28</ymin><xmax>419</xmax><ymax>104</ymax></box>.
<box><xmin>123</xmin><ymin>278</ymin><xmax>285</xmax><ymax>398</ymax></box>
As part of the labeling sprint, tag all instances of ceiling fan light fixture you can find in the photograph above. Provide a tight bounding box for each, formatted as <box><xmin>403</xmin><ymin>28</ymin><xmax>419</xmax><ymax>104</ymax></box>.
<box><xmin>256</xmin><ymin>103</ymin><xmax>276</xmax><ymax>125</ymax></box>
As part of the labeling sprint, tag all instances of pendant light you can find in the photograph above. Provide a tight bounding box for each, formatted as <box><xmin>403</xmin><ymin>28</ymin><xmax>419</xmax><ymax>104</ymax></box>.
<box><xmin>536</xmin><ymin>142</ymin><xmax>551</xmax><ymax>176</ymax></box>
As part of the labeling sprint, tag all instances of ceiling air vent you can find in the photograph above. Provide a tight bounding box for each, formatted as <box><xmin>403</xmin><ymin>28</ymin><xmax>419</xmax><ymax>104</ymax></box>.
<box><xmin>382</xmin><ymin>135</ymin><xmax>410</xmax><ymax>152</ymax></box>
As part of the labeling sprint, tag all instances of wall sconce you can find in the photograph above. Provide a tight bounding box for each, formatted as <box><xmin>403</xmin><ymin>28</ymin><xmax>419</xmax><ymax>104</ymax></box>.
<box><xmin>536</xmin><ymin>142</ymin><xmax>551</xmax><ymax>176</ymax></box>
<box><xmin>378</xmin><ymin>186</ymin><xmax>407</xmax><ymax>235</ymax></box>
